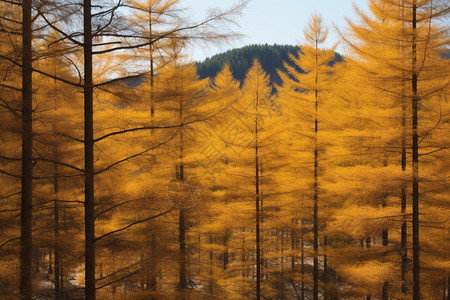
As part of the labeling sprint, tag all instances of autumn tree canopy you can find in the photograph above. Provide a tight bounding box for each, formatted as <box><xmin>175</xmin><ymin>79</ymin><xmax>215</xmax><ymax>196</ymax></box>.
<box><xmin>0</xmin><ymin>0</ymin><xmax>448</xmax><ymax>299</ymax></box>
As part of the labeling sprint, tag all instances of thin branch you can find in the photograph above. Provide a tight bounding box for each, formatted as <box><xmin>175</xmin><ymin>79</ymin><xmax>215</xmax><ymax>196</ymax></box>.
<box><xmin>95</xmin><ymin>199</ymin><xmax>134</xmax><ymax>220</ymax></box>
<box><xmin>0</xmin><ymin>237</ymin><xmax>20</xmax><ymax>249</ymax></box>
<box><xmin>36</xmin><ymin>157</ymin><xmax>84</xmax><ymax>173</ymax></box>
<box><xmin>94</xmin><ymin>132</ymin><xmax>177</xmax><ymax>175</ymax></box>
<box><xmin>95</xmin><ymin>206</ymin><xmax>175</xmax><ymax>242</ymax></box>
<box><xmin>0</xmin><ymin>191</ymin><xmax>20</xmax><ymax>201</ymax></box>
<box><xmin>96</xmin><ymin>268</ymin><xmax>141</xmax><ymax>290</ymax></box>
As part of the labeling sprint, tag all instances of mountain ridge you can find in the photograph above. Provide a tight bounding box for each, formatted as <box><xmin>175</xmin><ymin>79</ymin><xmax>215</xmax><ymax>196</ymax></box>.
<box><xmin>196</xmin><ymin>44</ymin><xmax>302</xmax><ymax>87</ymax></box>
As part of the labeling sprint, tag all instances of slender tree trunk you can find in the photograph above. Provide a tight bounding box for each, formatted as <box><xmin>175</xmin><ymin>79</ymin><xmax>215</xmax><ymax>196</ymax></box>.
<box><xmin>301</xmin><ymin>207</ymin><xmax>305</xmax><ymax>300</ymax></box>
<box><xmin>411</xmin><ymin>2</ymin><xmax>420</xmax><ymax>299</ymax></box>
<box><xmin>48</xmin><ymin>250</ymin><xmax>53</xmax><ymax>274</ymax></box>
<box><xmin>148</xmin><ymin>4</ymin><xmax>155</xmax><ymax>125</ymax></box>
<box><xmin>290</xmin><ymin>227</ymin><xmax>295</xmax><ymax>271</ymax></box>
<box><xmin>83</xmin><ymin>0</ymin><xmax>95</xmax><ymax>299</ymax></box>
<box><xmin>59</xmin><ymin>248</ymin><xmax>63</xmax><ymax>298</ymax></box>
<box><xmin>179</xmin><ymin>179</ymin><xmax>186</xmax><ymax>299</ymax></box>
<box><xmin>223</xmin><ymin>232</ymin><xmax>228</xmax><ymax>270</ymax></box>
<box><xmin>54</xmin><ymin>163</ymin><xmax>60</xmax><ymax>300</ymax></box>
<box><xmin>209</xmin><ymin>235</ymin><xmax>213</xmax><ymax>296</ymax></box>
<box><xmin>242</xmin><ymin>233</ymin><xmax>246</xmax><ymax>278</ymax></box>
<box><xmin>382</xmin><ymin>200</ymin><xmax>389</xmax><ymax>300</ymax></box>
<box><xmin>401</xmin><ymin>65</ymin><xmax>408</xmax><ymax>297</ymax></box>
<box><xmin>148</xmin><ymin>7</ymin><xmax>157</xmax><ymax>297</ymax></box>
<box><xmin>150</xmin><ymin>232</ymin><xmax>157</xmax><ymax>299</ymax></box>
<box><xmin>61</xmin><ymin>207</ymin><xmax>66</xmax><ymax>297</ymax></box>
<box><xmin>178</xmin><ymin>92</ymin><xmax>186</xmax><ymax>299</ymax></box>
<box><xmin>20</xmin><ymin>0</ymin><xmax>33</xmax><ymax>298</ymax></box>
<box><xmin>313</xmin><ymin>42</ymin><xmax>319</xmax><ymax>300</ymax></box>
<box><xmin>400</xmin><ymin>1</ymin><xmax>408</xmax><ymax>294</ymax></box>
<box><xmin>255</xmin><ymin>91</ymin><xmax>261</xmax><ymax>300</ymax></box>
<box><xmin>280</xmin><ymin>230</ymin><xmax>285</xmax><ymax>300</ymax></box>
<box><xmin>324</xmin><ymin>236</ymin><xmax>328</xmax><ymax>300</ymax></box>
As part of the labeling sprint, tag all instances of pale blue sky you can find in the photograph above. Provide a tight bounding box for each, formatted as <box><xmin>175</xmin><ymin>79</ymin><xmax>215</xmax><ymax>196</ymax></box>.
<box><xmin>183</xmin><ymin>0</ymin><xmax>368</xmax><ymax>61</ymax></box>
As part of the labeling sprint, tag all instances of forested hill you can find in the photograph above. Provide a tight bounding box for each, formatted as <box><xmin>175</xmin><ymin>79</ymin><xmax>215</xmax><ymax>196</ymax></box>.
<box><xmin>196</xmin><ymin>43</ymin><xmax>343</xmax><ymax>86</ymax></box>
<box><xmin>196</xmin><ymin>44</ymin><xmax>301</xmax><ymax>86</ymax></box>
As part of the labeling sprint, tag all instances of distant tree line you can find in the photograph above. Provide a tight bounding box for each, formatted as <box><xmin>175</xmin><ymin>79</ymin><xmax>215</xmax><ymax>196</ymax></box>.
<box><xmin>196</xmin><ymin>43</ymin><xmax>342</xmax><ymax>87</ymax></box>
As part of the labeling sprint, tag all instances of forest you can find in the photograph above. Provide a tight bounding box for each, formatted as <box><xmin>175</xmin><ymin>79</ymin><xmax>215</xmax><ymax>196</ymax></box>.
<box><xmin>0</xmin><ymin>0</ymin><xmax>449</xmax><ymax>299</ymax></box>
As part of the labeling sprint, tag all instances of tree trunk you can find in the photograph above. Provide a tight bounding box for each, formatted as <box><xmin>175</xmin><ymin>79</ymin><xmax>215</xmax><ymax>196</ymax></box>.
<box><xmin>291</xmin><ymin>227</ymin><xmax>295</xmax><ymax>271</ymax></box>
<box><xmin>401</xmin><ymin>70</ymin><xmax>408</xmax><ymax>296</ymax></box>
<box><xmin>209</xmin><ymin>235</ymin><xmax>213</xmax><ymax>296</ymax></box>
<box><xmin>54</xmin><ymin>164</ymin><xmax>60</xmax><ymax>300</ymax></box>
<box><xmin>20</xmin><ymin>0</ymin><xmax>33</xmax><ymax>298</ymax></box>
<box><xmin>255</xmin><ymin>98</ymin><xmax>261</xmax><ymax>300</ymax></box>
<box><xmin>313</xmin><ymin>42</ymin><xmax>319</xmax><ymax>300</ymax></box>
<box><xmin>48</xmin><ymin>250</ymin><xmax>53</xmax><ymax>274</ymax></box>
<box><xmin>324</xmin><ymin>236</ymin><xmax>328</xmax><ymax>300</ymax></box>
<box><xmin>83</xmin><ymin>0</ymin><xmax>95</xmax><ymax>299</ymax></box>
<box><xmin>179</xmin><ymin>190</ymin><xmax>186</xmax><ymax>299</ymax></box>
<box><xmin>280</xmin><ymin>230</ymin><xmax>285</xmax><ymax>300</ymax></box>
<box><xmin>400</xmin><ymin>1</ymin><xmax>408</xmax><ymax>295</ymax></box>
<box><xmin>411</xmin><ymin>2</ymin><xmax>420</xmax><ymax>299</ymax></box>
<box><xmin>223</xmin><ymin>232</ymin><xmax>228</xmax><ymax>270</ymax></box>
<box><xmin>178</xmin><ymin>92</ymin><xmax>186</xmax><ymax>299</ymax></box>
<box><xmin>150</xmin><ymin>232</ymin><xmax>157</xmax><ymax>299</ymax></box>
<box><xmin>301</xmin><ymin>215</ymin><xmax>305</xmax><ymax>300</ymax></box>
<box><xmin>242</xmin><ymin>233</ymin><xmax>246</xmax><ymax>278</ymax></box>
<box><xmin>382</xmin><ymin>201</ymin><xmax>388</xmax><ymax>300</ymax></box>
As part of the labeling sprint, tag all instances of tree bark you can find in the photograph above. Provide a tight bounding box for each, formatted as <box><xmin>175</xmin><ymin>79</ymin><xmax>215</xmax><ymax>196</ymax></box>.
<box><xmin>179</xmin><ymin>207</ymin><xmax>186</xmax><ymax>298</ymax></box>
<box><xmin>150</xmin><ymin>232</ymin><xmax>157</xmax><ymax>299</ymax></box>
<box><xmin>83</xmin><ymin>0</ymin><xmax>95</xmax><ymax>299</ymax></box>
<box><xmin>411</xmin><ymin>2</ymin><xmax>420</xmax><ymax>299</ymax></box>
<box><xmin>54</xmin><ymin>163</ymin><xmax>60</xmax><ymax>300</ymax></box>
<box><xmin>313</xmin><ymin>41</ymin><xmax>319</xmax><ymax>300</ymax></box>
<box><xmin>20</xmin><ymin>0</ymin><xmax>33</xmax><ymax>298</ymax></box>
<box><xmin>178</xmin><ymin>90</ymin><xmax>186</xmax><ymax>299</ymax></box>
<box><xmin>401</xmin><ymin>64</ymin><xmax>408</xmax><ymax>296</ymax></box>
<box><xmin>255</xmin><ymin>87</ymin><xmax>261</xmax><ymax>300</ymax></box>
<box><xmin>223</xmin><ymin>232</ymin><xmax>228</xmax><ymax>270</ymax></box>
<box><xmin>324</xmin><ymin>236</ymin><xmax>328</xmax><ymax>300</ymax></box>
<box><xmin>400</xmin><ymin>1</ymin><xmax>408</xmax><ymax>294</ymax></box>
<box><xmin>301</xmin><ymin>205</ymin><xmax>305</xmax><ymax>300</ymax></box>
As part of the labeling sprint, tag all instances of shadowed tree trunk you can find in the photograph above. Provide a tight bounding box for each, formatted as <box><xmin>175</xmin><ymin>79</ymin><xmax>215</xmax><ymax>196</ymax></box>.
<box><xmin>401</xmin><ymin>55</ymin><xmax>408</xmax><ymax>298</ymax></box>
<box><xmin>255</xmin><ymin>82</ymin><xmax>261</xmax><ymax>300</ymax></box>
<box><xmin>54</xmin><ymin>162</ymin><xmax>60</xmax><ymax>300</ymax></box>
<box><xmin>399</xmin><ymin>1</ymin><xmax>408</xmax><ymax>294</ymax></box>
<box><xmin>411</xmin><ymin>2</ymin><xmax>420</xmax><ymax>299</ymax></box>
<box><xmin>178</xmin><ymin>89</ymin><xmax>186</xmax><ymax>299</ymax></box>
<box><xmin>313</xmin><ymin>49</ymin><xmax>319</xmax><ymax>300</ymax></box>
<box><xmin>20</xmin><ymin>0</ymin><xmax>33</xmax><ymax>298</ymax></box>
<box><xmin>83</xmin><ymin>0</ymin><xmax>95</xmax><ymax>299</ymax></box>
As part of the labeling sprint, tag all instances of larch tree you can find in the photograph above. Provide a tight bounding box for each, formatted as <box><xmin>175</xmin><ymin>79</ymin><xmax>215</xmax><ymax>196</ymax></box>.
<box><xmin>0</xmin><ymin>1</ymin><xmax>23</xmax><ymax>297</ymax></box>
<box><xmin>211</xmin><ymin>59</ymin><xmax>288</xmax><ymax>299</ymax></box>
<box><xmin>31</xmin><ymin>0</ymin><xmax>247</xmax><ymax>298</ymax></box>
<box><xmin>20</xmin><ymin>1</ymin><xmax>33</xmax><ymax>297</ymax></box>
<box><xmin>341</xmin><ymin>0</ymin><xmax>450</xmax><ymax>298</ymax></box>
<box><xmin>277</xmin><ymin>14</ymin><xmax>336</xmax><ymax>300</ymax></box>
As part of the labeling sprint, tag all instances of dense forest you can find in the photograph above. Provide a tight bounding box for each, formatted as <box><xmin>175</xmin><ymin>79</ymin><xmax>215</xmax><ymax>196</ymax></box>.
<box><xmin>196</xmin><ymin>44</ymin><xmax>302</xmax><ymax>86</ymax></box>
<box><xmin>196</xmin><ymin>44</ymin><xmax>342</xmax><ymax>87</ymax></box>
<box><xmin>0</xmin><ymin>0</ymin><xmax>449</xmax><ymax>300</ymax></box>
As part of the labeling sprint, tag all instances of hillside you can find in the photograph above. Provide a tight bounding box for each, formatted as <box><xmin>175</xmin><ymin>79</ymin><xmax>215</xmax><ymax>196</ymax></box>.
<box><xmin>196</xmin><ymin>44</ymin><xmax>343</xmax><ymax>86</ymax></box>
<box><xmin>196</xmin><ymin>44</ymin><xmax>302</xmax><ymax>86</ymax></box>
